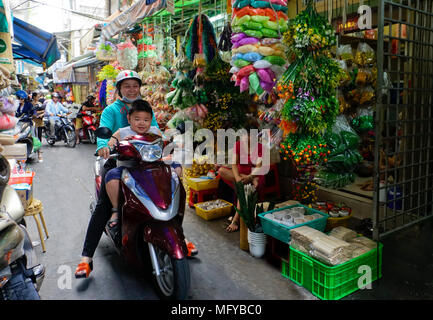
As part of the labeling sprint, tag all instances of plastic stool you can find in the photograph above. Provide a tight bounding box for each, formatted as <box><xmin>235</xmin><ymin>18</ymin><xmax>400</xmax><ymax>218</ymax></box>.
<box><xmin>188</xmin><ymin>188</ymin><xmax>218</xmax><ymax>208</ymax></box>
<box><xmin>24</xmin><ymin>198</ymin><xmax>49</xmax><ymax>253</ymax></box>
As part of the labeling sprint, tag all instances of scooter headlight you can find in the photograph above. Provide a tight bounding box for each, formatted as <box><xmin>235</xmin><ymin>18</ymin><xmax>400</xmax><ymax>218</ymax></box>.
<box><xmin>131</xmin><ymin>141</ymin><xmax>163</xmax><ymax>162</ymax></box>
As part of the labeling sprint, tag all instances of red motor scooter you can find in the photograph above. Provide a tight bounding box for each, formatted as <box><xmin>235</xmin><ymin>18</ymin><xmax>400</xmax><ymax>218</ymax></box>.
<box><xmin>93</xmin><ymin>127</ymin><xmax>190</xmax><ymax>300</ymax></box>
<box><xmin>78</xmin><ymin>111</ymin><xmax>97</xmax><ymax>144</ymax></box>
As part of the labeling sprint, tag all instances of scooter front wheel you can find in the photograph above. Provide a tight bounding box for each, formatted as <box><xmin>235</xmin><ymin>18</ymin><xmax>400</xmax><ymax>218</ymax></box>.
<box><xmin>149</xmin><ymin>244</ymin><xmax>190</xmax><ymax>300</ymax></box>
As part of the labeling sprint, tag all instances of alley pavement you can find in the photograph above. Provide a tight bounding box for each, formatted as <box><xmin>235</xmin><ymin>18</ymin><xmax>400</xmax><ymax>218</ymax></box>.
<box><xmin>22</xmin><ymin>140</ymin><xmax>433</xmax><ymax>300</ymax></box>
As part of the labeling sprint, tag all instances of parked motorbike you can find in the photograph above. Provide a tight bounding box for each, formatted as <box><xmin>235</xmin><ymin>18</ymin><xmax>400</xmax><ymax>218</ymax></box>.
<box><xmin>92</xmin><ymin>127</ymin><xmax>190</xmax><ymax>300</ymax></box>
<box><xmin>0</xmin><ymin>156</ymin><xmax>45</xmax><ymax>300</ymax></box>
<box><xmin>9</xmin><ymin>114</ymin><xmax>37</xmax><ymax>162</ymax></box>
<box><xmin>77</xmin><ymin>111</ymin><xmax>97</xmax><ymax>144</ymax></box>
<box><xmin>44</xmin><ymin>113</ymin><xmax>76</xmax><ymax>148</ymax></box>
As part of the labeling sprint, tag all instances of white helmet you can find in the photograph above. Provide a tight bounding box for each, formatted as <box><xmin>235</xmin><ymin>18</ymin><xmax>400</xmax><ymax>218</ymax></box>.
<box><xmin>115</xmin><ymin>70</ymin><xmax>142</xmax><ymax>87</ymax></box>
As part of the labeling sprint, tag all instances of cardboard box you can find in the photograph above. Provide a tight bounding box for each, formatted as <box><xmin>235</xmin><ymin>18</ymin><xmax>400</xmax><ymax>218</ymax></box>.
<box><xmin>1</xmin><ymin>143</ymin><xmax>27</xmax><ymax>160</ymax></box>
<box><xmin>12</xmin><ymin>184</ymin><xmax>33</xmax><ymax>210</ymax></box>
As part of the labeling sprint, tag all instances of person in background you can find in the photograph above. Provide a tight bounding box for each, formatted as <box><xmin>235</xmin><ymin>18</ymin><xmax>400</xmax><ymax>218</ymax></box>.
<box><xmin>217</xmin><ymin>128</ymin><xmax>265</xmax><ymax>232</ymax></box>
<box><xmin>75</xmin><ymin>95</ymin><xmax>101</xmax><ymax>144</ymax></box>
<box><xmin>15</xmin><ymin>90</ymin><xmax>35</xmax><ymax>118</ymax></box>
<box><xmin>45</xmin><ymin>92</ymin><xmax>68</xmax><ymax>139</ymax></box>
<box><xmin>31</xmin><ymin>92</ymin><xmax>45</xmax><ymax>163</ymax></box>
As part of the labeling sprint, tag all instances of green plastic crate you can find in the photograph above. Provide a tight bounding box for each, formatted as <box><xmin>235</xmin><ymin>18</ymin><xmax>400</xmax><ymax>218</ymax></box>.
<box><xmin>288</xmin><ymin>243</ymin><xmax>383</xmax><ymax>300</ymax></box>
<box><xmin>281</xmin><ymin>258</ymin><xmax>289</xmax><ymax>279</ymax></box>
<box><xmin>258</xmin><ymin>204</ymin><xmax>329</xmax><ymax>244</ymax></box>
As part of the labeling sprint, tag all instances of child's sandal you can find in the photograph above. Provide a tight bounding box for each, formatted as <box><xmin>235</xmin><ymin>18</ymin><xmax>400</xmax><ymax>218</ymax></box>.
<box><xmin>75</xmin><ymin>261</ymin><xmax>93</xmax><ymax>279</ymax></box>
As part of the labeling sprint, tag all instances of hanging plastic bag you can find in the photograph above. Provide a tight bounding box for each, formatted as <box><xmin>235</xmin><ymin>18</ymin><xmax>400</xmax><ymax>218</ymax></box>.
<box><xmin>351</xmin><ymin>106</ymin><xmax>374</xmax><ymax>132</ymax></box>
<box><xmin>0</xmin><ymin>113</ymin><xmax>17</xmax><ymax>130</ymax></box>
<box><xmin>237</xmin><ymin>37</ymin><xmax>260</xmax><ymax>46</ymax></box>
<box><xmin>0</xmin><ymin>96</ymin><xmax>18</xmax><ymax>115</ymax></box>
<box><xmin>253</xmin><ymin>60</ymin><xmax>273</xmax><ymax>69</ymax></box>
<box><xmin>261</xmin><ymin>38</ymin><xmax>280</xmax><ymax>45</ymax></box>
<box><xmin>234</xmin><ymin>15</ymin><xmax>251</xmax><ymax>26</ymax></box>
<box><xmin>240</xmin><ymin>76</ymin><xmax>250</xmax><ymax>92</ymax></box>
<box><xmin>233</xmin><ymin>44</ymin><xmax>259</xmax><ymax>54</ymax></box>
<box><xmin>251</xmin><ymin>0</ymin><xmax>271</xmax><ymax>8</ymax></box>
<box><xmin>32</xmin><ymin>137</ymin><xmax>42</xmax><ymax>152</ymax></box>
<box><xmin>249</xmin><ymin>72</ymin><xmax>261</xmax><ymax>92</ymax></box>
<box><xmin>242</xmin><ymin>20</ymin><xmax>263</xmax><ymax>31</ymax></box>
<box><xmin>257</xmin><ymin>46</ymin><xmax>275</xmax><ymax>56</ymax></box>
<box><xmin>337</xmin><ymin>44</ymin><xmax>354</xmax><ymax>62</ymax></box>
<box><xmin>234</xmin><ymin>58</ymin><xmax>252</xmax><ymax>68</ymax></box>
<box><xmin>230</xmin><ymin>66</ymin><xmax>240</xmax><ymax>74</ymax></box>
<box><xmin>241</xmin><ymin>52</ymin><xmax>263</xmax><ymax>62</ymax></box>
<box><xmin>237</xmin><ymin>65</ymin><xmax>255</xmax><ymax>78</ymax></box>
<box><xmin>355</xmin><ymin>42</ymin><xmax>376</xmax><ymax>66</ymax></box>
<box><xmin>263</xmin><ymin>55</ymin><xmax>286</xmax><ymax>66</ymax></box>
<box><xmin>251</xmin><ymin>15</ymin><xmax>269</xmax><ymax>23</ymax></box>
<box><xmin>243</xmin><ymin>29</ymin><xmax>263</xmax><ymax>39</ymax></box>
<box><xmin>261</xmin><ymin>28</ymin><xmax>279</xmax><ymax>38</ymax></box>
<box><xmin>359</xmin><ymin>86</ymin><xmax>376</xmax><ymax>105</ymax></box>
<box><xmin>263</xmin><ymin>20</ymin><xmax>278</xmax><ymax>30</ymax></box>
<box><xmin>260</xmin><ymin>80</ymin><xmax>274</xmax><ymax>92</ymax></box>
<box><xmin>257</xmin><ymin>68</ymin><xmax>274</xmax><ymax>83</ymax></box>
<box><xmin>117</xmin><ymin>40</ymin><xmax>138</xmax><ymax>70</ymax></box>
<box><xmin>231</xmin><ymin>32</ymin><xmax>247</xmax><ymax>43</ymax></box>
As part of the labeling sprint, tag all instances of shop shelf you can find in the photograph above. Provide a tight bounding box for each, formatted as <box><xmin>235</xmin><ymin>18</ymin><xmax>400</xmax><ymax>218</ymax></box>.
<box><xmin>288</xmin><ymin>243</ymin><xmax>383</xmax><ymax>300</ymax></box>
<box><xmin>194</xmin><ymin>199</ymin><xmax>233</xmax><ymax>221</ymax></box>
<box><xmin>258</xmin><ymin>204</ymin><xmax>329</xmax><ymax>244</ymax></box>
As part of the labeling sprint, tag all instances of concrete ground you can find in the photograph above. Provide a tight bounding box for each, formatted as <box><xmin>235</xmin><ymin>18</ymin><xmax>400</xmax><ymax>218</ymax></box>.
<box><xmin>22</xmin><ymin>140</ymin><xmax>433</xmax><ymax>300</ymax></box>
<box><xmin>24</xmin><ymin>141</ymin><xmax>313</xmax><ymax>300</ymax></box>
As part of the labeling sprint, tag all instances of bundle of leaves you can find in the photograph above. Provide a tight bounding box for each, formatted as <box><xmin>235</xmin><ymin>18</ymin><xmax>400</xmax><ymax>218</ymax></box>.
<box><xmin>234</xmin><ymin>182</ymin><xmax>261</xmax><ymax>232</ymax></box>
<box><xmin>282</xmin><ymin>0</ymin><xmax>336</xmax><ymax>57</ymax></box>
<box><xmin>281</xmin><ymin>89</ymin><xmax>339</xmax><ymax>135</ymax></box>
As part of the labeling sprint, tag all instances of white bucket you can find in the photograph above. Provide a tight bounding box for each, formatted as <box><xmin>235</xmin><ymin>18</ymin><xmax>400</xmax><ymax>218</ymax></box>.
<box><xmin>248</xmin><ymin>230</ymin><xmax>267</xmax><ymax>258</ymax></box>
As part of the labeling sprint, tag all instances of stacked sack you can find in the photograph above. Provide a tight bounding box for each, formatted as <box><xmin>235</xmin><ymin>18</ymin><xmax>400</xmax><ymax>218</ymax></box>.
<box><xmin>230</xmin><ymin>0</ymin><xmax>289</xmax><ymax>95</ymax></box>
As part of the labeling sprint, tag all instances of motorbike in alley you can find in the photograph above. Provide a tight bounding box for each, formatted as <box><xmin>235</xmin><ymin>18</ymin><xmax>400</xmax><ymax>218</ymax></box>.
<box><xmin>1</xmin><ymin>114</ymin><xmax>37</xmax><ymax>162</ymax></box>
<box><xmin>44</xmin><ymin>113</ymin><xmax>76</xmax><ymax>148</ymax></box>
<box><xmin>0</xmin><ymin>156</ymin><xmax>45</xmax><ymax>300</ymax></box>
<box><xmin>77</xmin><ymin>111</ymin><xmax>98</xmax><ymax>144</ymax></box>
<box><xmin>92</xmin><ymin>127</ymin><xmax>190</xmax><ymax>300</ymax></box>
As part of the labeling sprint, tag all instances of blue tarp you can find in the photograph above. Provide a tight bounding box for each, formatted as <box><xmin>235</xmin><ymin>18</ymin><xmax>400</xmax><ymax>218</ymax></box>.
<box><xmin>12</xmin><ymin>17</ymin><xmax>60</xmax><ymax>68</ymax></box>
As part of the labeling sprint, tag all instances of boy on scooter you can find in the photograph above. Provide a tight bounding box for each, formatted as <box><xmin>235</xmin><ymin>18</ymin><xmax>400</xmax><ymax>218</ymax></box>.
<box><xmin>104</xmin><ymin>100</ymin><xmax>182</xmax><ymax>240</ymax></box>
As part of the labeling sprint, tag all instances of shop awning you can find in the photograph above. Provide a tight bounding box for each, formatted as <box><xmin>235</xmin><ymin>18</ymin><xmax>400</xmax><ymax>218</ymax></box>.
<box><xmin>101</xmin><ymin>0</ymin><xmax>166</xmax><ymax>40</ymax></box>
<box><xmin>12</xmin><ymin>17</ymin><xmax>61</xmax><ymax>68</ymax></box>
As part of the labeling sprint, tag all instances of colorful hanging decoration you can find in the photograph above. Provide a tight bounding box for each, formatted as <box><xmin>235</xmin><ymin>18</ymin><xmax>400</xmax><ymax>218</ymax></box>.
<box><xmin>230</xmin><ymin>0</ymin><xmax>289</xmax><ymax>95</ymax></box>
<box><xmin>117</xmin><ymin>39</ymin><xmax>138</xmax><ymax>70</ymax></box>
<box><xmin>184</xmin><ymin>14</ymin><xmax>218</xmax><ymax>65</ymax></box>
<box><xmin>276</xmin><ymin>0</ymin><xmax>344</xmax><ymax>203</ymax></box>
<box><xmin>96</xmin><ymin>41</ymin><xmax>117</xmax><ymax>61</ymax></box>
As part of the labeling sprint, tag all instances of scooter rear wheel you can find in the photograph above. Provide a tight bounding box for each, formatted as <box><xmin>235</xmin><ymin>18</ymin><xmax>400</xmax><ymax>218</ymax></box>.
<box><xmin>151</xmin><ymin>246</ymin><xmax>190</xmax><ymax>300</ymax></box>
<box><xmin>88</xmin><ymin>129</ymin><xmax>96</xmax><ymax>144</ymax></box>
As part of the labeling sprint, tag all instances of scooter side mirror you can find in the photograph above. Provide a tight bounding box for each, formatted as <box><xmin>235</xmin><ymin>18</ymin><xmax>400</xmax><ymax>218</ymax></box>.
<box><xmin>95</xmin><ymin>127</ymin><xmax>113</xmax><ymax>139</ymax></box>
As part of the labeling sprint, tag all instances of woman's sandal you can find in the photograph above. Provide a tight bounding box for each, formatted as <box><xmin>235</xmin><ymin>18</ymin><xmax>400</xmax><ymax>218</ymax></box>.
<box><xmin>75</xmin><ymin>261</ymin><xmax>93</xmax><ymax>279</ymax></box>
<box><xmin>106</xmin><ymin>209</ymin><xmax>120</xmax><ymax>239</ymax></box>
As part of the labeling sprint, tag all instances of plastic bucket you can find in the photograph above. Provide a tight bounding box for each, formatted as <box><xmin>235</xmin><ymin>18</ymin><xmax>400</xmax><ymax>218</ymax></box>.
<box><xmin>248</xmin><ymin>230</ymin><xmax>267</xmax><ymax>258</ymax></box>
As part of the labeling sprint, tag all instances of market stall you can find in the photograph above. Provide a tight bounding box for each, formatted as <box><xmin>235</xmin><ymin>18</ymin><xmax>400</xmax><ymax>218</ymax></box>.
<box><xmin>74</xmin><ymin>0</ymin><xmax>432</xmax><ymax>300</ymax></box>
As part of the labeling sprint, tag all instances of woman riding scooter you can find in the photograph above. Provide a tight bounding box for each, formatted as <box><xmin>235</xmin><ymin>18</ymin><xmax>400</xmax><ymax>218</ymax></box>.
<box><xmin>75</xmin><ymin>70</ymin><xmax>197</xmax><ymax>279</ymax></box>
<box><xmin>15</xmin><ymin>90</ymin><xmax>35</xmax><ymax>118</ymax></box>
<box><xmin>75</xmin><ymin>95</ymin><xmax>101</xmax><ymax>144</ymax></box>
